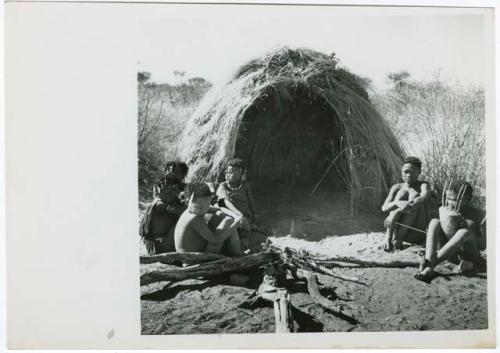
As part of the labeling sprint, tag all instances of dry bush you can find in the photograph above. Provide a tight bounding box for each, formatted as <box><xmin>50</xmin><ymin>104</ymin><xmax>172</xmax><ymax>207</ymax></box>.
<box><xmin>137</xmin><ymin>73</ymin><xmax>212</xmax><ymax>202</ymax></box>
<box><xmin>373</xmin><ymin>72</ymin><xmax>485</xmax><ymax>207</ymax></box>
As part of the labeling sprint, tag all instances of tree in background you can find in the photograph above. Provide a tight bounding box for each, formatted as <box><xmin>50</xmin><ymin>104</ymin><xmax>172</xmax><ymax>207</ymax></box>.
<box><xmin>137</xmin><ymin>71</ymin><xmax>212</xmax><ymax>204</ymax></box>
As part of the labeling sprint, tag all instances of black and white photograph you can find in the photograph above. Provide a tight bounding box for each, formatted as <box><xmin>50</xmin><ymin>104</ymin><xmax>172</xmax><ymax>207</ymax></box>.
<box><xmin>4</xmin><ymin>0</ymin><xmax>496</xmax><ymax>350</ymax></box>
<box><xmin>137</xmin><ymin>4</ymin><xmax>492</xmax><ymax>335</ymax></box>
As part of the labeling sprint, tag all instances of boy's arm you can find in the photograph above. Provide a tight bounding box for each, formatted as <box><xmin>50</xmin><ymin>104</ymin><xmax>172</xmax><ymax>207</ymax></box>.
<box><xmin>215</xmin><ymin>214</ymin><xmax>242</xmax><ymax>242</ymax></box>
<box><xmin>205</xmin><ymin>205</ymin><xmax>219</xmax><ymax>214</ymax></box>
<box><xmin>189</xmin><ymin>216</ymin><xmax>219</xmax><ymax>243</ymax></box>
<box><xmin>408</xmin><ymin>182</ymin><xmax>431</xmax><ymax>208</ymax></box>
<box><xmin>381</xmin><ymin>184</ymin><xmax>401</xmax><ymax>212</ymax></box>
<box><xmin>215</xmin><ymin>206</ymin><xmax>241</xmax><ymax>220</ymax></box>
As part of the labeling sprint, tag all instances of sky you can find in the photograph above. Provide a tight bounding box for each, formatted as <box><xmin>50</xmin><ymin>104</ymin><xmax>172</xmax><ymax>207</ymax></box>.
<box><xmin>137</xmin><ymin>6</ymin><xmax>489</xmax><ymax>91</ymax></box>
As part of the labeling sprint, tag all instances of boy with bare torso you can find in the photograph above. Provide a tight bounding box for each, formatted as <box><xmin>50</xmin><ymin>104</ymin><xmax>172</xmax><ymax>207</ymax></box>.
<box><xmin>381</xmin><ymin>156</ymin><xmax>430</xmax><ymax>251</ymax></box>
<box><xmin>175</xmin><ymin>182</ymin><xmax>243</xmax><ymax>256</ymax></box>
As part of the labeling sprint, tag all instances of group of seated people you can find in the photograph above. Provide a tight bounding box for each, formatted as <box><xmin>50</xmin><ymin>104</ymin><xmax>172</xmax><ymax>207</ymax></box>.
<box><xmin>382</xmin><ymin>156</ymin><xmax>486</xmax><ymax>281</ymax></box>
<box><xmin>139</xmin><ymin>158</ymin><xmax>255</xmax><ymax>258</ymax></box>
<box><xmin>139</xmin><ymin>156</ymin><xmax>486</xmax><ymax>280</ymax></box>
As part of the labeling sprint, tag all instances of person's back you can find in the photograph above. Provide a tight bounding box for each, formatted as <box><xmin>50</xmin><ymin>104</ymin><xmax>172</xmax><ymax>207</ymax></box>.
<box><xmin>174</xmin><ymin>181</ymin><xmax>243</xmax><ymax>255</ymax></box>
<box><xmin>175</xmin><ymin>210</ymin><xmax>208</xmax><ymax>252</ymax></box>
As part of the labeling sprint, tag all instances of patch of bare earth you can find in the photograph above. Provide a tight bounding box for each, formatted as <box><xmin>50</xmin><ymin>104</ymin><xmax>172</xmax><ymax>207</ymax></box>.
<box><xmin>140</xmin><ymin>232</ymin><xmax>487</xmax><ymax>334</ymax></box>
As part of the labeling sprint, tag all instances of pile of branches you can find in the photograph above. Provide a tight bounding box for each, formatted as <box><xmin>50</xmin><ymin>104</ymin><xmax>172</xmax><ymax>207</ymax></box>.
<box><xmin>140</xmin><ymin>240</ymin><xmax>419</xmax><ymax>332</ymax></box>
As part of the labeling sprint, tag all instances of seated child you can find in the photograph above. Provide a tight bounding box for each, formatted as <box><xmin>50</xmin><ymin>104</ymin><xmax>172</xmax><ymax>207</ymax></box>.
<box><xmin>216</xmin><ymin>158</ymin><xmax>256</xmax><ymax>248</ymax></box>
<box><xmin>175</xmin><ymin>182</ymin><xmax>243</xmax><ymax>256</ymax></box>
<box><xmin>415</xmin><ymin>182</ymin><xmax>486</xmax><ymax>281</ymax></box>
<box><xmin>139</xmin><ymin>161</ymin><xmax>188</xmax><ymax>255</ymax></box>
<box><xmin>381</xmin><ymin>156</ymin><xmax>430</xmax><ymax>251</ymax></box>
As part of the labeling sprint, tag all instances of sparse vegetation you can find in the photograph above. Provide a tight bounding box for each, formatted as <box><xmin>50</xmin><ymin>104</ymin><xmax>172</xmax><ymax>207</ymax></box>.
<box><xmin>137</xmin><ymin>72</ymin><xmax>212</xmax><ymax>201</ymax></box>
<box><xmin>373</xmin><ymin>72</ymin><xmax>485</xmax><ymax>207</ymax></box>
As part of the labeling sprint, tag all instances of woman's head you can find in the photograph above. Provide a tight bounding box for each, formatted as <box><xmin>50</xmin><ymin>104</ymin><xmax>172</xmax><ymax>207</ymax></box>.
<box><xmin>165</xmin><ymin>161</ymin><xmax>189</xmax><ymax>182</ymax></box>
<box><xmin>225</xmin><ymin>158</ymin><xmax>245</xmax><ymax>184</ymax></box>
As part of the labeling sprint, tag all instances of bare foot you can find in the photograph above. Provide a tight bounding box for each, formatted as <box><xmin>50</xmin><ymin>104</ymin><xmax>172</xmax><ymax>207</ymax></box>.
<box><xmin>383</xmin><ymin>233</ymin><xmax>394</xmax><ymax>252</ymax></box>
<box><xmin>393</xmin><ymin>240</ymin><xmax>405</xmax><ymax>251</ymax></box>
<box><xmin>418</xmin><ymin>258</ymin><xmax>430</xmax><ymax>272</ymax></box>
<box><xmin>414</xmin><ymin>267</ymin><xmax>434</xmax><ymax>282</ymax></box>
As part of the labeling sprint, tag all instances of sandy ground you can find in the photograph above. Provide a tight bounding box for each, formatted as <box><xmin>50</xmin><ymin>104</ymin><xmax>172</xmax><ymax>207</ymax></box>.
<box><xmin>139</xmin><ymin>190</ymin><xmax>488</xmax><ymax>334</ymax></box>
<box><xmin>140</xmin><ymin>232</ymin><xmax>488</xmax><ymax>334</ymax></box>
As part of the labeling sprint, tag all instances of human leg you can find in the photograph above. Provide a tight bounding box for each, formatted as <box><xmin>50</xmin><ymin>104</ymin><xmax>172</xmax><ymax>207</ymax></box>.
<box><xmin>415</xmin><ymin>219</ymin><xmax>441</xmax><ymax>280</ymax></box>
<box><xmin>384</xmin><ymin>209</ymin><xmax>402</xmax><ymax>251</ymax></box>
<box><xmin>393</xmin><ymin>208</ymin><xmax>418</xmax><ymax>249</ymax></box>
<box><xmin>225</xmin><ymin>231</ymin><xmax>243</xmax><ymax>256</ymax></box>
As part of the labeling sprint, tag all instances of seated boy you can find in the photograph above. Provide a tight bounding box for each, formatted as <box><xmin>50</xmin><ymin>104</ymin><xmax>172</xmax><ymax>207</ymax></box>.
<box><xmin>415</xmin><ymin>182</ymin><xmax>486</xmax><ymax>281</ymax></box>
<box><xmin>381</xmin><ymin>156</ymin><xmax>430</xmax><ymax>251</ymax></box>
<box><xmin>175</xmin><ymin>182</ymin><xmax>243</xmax><ymax>256</ymax></box>
<box><xmin>216</xmin><ymin>158</ymin><xmax>256</xmax><ymax>249</ymax></box>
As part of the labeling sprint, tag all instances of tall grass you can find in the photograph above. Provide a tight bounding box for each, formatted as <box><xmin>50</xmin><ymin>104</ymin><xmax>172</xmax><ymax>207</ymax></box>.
<box><xmin>373</xmin><ymin>73</ymin><xmax>485</xmax><ymax>207</ymax></box>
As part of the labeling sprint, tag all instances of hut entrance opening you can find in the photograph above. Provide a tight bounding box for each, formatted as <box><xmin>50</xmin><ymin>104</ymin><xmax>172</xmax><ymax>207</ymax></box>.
<box><xmin>235</xmin><ymin>87</ymin><xmax>348</xmax><ymax>196</ymax></box>
<box><xmin>232</xmin><ymin>87</ymin><xmax>382</xmax><ymax>238</ymax></box>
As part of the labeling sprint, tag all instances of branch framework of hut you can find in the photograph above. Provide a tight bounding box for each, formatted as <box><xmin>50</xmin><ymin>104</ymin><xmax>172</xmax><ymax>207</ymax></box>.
<box><xmin>179</xmin><ymin>47</ymin><xmax>403</xmax><ymax>211</ymax></box>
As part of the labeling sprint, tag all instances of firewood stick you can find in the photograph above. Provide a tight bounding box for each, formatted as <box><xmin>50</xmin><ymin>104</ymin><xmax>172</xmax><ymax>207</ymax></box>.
<box><xmin>273</xmin><ymin>288</ymin><xmax>294</xmax><ymax>333</ymax></box>
<box><xmin>140</xmin><ymin>252</ymin><xmax>227</xmax><ymax>265</ymax></box>
<box><xmin>300</xmin><ymin>270</ymin><xmax>357</xmax><ymax>323</ymax></box>
<box><xmin>315</xmin><ymin>257</ymin><xmax>419</xmax><ymax>268</ymax></box>
<box><xmin>291</xmin><ymin>258</ymin><xmax>366</xmax><ymax>285</ymax></box>
<box><xmin>140</xmin><ymin>252</ymin><xmax>274</xmax><ymax>286</ymax></box>
<box><xmin>269</xmin><ymin>243</ymin><xmax>419</xmax><ymax>268</ymax></box>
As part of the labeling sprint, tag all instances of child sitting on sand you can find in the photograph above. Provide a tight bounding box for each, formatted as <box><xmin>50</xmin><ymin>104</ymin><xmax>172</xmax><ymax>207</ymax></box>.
<box><xmin>139</xmin><ymin>161</ymin><xmax>189</xmax><ymax>255</ymax></box>
<box><xmin>216</xmin><ymin>158</ymin><xmax>256</xmax><ymax>248</ymax></box>
<box><xmin>381</xmin><ymin>156</ymin><xmax>431</xmax><ymax>251</ymax></box>
<box><xmin>175</xmin><ymin>181</ymin><xmax>243</xmax><ymax>256</ymax></box>
<box><xmin>415</xmin><ymin>182</ymin><xmax>486</xmax><ymax>281</ymax></box>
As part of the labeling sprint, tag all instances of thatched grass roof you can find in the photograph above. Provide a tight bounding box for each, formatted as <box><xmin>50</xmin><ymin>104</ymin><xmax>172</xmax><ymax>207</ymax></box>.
<box><xmin>178</xmin><ymin>47</ymin><xmax>404</xmax><ymax>210</ymax></box>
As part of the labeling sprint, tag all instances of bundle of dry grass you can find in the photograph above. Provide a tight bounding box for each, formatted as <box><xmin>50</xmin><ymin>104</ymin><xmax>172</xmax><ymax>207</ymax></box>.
<box><xmin>179</xmin><ymin>47</ymin><xmax>403</xmax><ymax>211</ymax></box>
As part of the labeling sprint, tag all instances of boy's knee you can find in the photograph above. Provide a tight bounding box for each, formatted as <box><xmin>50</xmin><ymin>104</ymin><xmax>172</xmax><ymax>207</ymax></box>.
<box><xmin>428</xmin><ymin>218</ymin><xmax>441</xmax><ymax>230</ymax></box>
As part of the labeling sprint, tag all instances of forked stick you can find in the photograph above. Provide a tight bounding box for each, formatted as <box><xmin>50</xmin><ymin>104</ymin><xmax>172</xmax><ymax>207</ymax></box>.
<box><xmin>455</xmin><ymin>184</ymin><xmax>467</xmax><ymax>212</ymax></box>
<box><xmin>442</xmin><ymin>179</ymin><xmax>449</xmax><ymax>207</ymax></box>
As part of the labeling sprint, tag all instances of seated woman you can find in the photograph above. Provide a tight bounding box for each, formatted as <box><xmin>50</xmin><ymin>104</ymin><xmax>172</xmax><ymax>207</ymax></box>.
<box><xmin>415</xmin><ymin>181</ymin><xmax>486</xmax><ymax>281</ymax></box>
<box><xmin>139</xmin><ymin>161</ymin><xmax>189</xmax><ymax>255</ymax></box>
<box><xmin>381</xmin><ymin>156</ymin><xmax>431</xmax><ymax>251</ymax></box>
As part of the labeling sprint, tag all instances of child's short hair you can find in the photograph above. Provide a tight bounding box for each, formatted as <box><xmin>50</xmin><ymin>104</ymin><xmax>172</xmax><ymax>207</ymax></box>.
<box><xmin>227</xmin><ymin>158</ymin><xmax>246</xmax><ymax>171</ymax></box>
<box><xmin>186</xmin><ymin>181</ymin><xmax>213</xmax><ymax>200</ymax></box>
<box><xmin>403</xmin><ymin>156</ymin><xmax>422</xmax><ymax>170</ymax></box>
